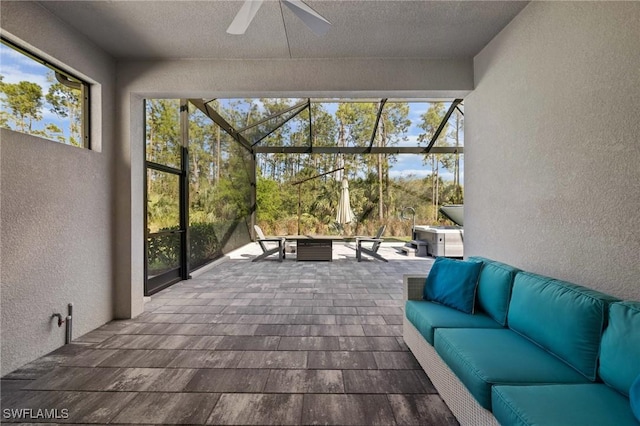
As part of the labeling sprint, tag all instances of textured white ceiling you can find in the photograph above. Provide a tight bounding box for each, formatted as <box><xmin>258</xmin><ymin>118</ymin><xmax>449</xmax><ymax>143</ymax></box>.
<box><xmin>37</xmin><ymin>0</ymin><xmax>528</xmax><ymax>60</ymax></box>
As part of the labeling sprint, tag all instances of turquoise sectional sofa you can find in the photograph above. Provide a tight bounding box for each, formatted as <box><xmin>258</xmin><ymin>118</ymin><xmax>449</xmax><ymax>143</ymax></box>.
<box><xmin>403</xmin><ymin>256</ymin><xmax>640</xmax><ymax>426</ymax></box>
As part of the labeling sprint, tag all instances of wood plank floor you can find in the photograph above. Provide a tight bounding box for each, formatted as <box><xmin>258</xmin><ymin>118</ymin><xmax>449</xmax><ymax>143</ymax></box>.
<box><xmin>1</xmin><ymin>256</ymin><xmax>458</xmax><ymax>425</ymax></box>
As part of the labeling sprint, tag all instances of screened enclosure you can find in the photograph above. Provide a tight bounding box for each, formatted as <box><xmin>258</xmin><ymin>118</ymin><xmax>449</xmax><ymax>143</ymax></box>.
<box><xmin>145</xmin><ymin>97</ymin><xmax>463</xmax><ymax>293</ymax></box>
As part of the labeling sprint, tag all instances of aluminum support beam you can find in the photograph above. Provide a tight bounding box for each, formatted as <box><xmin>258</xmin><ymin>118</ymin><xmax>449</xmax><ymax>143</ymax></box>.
<box><xmin>290</xmin><ymin>167</ymin><xmax>345</xmax><ymax>186</ymax></box>
<box><xmin>367</xmin><ymin>99</ymin><xmax>387</xmax><ymax>153</ymax></box>
<box><xmin>250</xmin><ymin>153</ymin><xmax>257</xmax><ymax>239</ymax></box>
<box><xmin>253</xmin><ymin>146</ymin><xmax>463</xmax><ymax>154</ymax></box>
<box><xmin>179</xmin><ymin>100</ymin><xmax>190</xmax><ymax>279</ymax></box>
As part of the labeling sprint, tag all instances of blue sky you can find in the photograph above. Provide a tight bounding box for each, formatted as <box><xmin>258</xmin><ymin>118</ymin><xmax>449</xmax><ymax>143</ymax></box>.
<box><xmin>0</xmin><ymin>43</ymin><xmax>50</xmax><ymax>88</ymax></box>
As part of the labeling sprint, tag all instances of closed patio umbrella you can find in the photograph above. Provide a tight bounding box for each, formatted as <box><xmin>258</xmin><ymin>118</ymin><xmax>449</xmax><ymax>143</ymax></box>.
<box><xmin>336</xmin><ymin>178</ymin><xmax>355</xmax><ymax>225</ymax></box>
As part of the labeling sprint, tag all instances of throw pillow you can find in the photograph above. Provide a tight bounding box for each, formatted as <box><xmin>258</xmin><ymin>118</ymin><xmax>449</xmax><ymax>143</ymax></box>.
<box><xmin>424</xmin><ymin>257</ymin><xmax>483</xmax><ymax>314</ymax></box>
<box><xmin>631</xmin><ymin>374</ymin><xmax>640</xmax><ymax>422</ymax></box>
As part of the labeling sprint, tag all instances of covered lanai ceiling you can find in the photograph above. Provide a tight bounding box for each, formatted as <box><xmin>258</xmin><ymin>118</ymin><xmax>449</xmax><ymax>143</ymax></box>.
<box><xmin>37</xmin><ymin>1</ymin><xmax>528</xmax><ymax>60</ymax></box>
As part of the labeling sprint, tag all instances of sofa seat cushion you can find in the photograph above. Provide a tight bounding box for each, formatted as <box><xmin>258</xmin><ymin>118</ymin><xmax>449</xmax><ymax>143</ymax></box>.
<box><xmin>434</xmin><ymin>328</ymin><xmax>591</xmax><ymax>410</ymax></box>
<box><xmin>492</xmin><ymin>384</ymin><xmax>639</xmax><ymax>426</ymax></box>
<box><xmin>405</xmin><ymin>300</ymin><xmax>502</xmax><ymax>345</ymax></box>
<box><xmin>631</xmin><ymin>374</ymin><xmax>640</xmax><ymax>422</ymax></box>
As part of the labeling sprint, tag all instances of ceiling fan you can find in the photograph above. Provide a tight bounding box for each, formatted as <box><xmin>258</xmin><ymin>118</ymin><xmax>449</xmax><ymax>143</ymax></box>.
<box><xmin>227</xmin><ymin>0</ymin><xmax>331</xmax><ymax>36</ymax></box>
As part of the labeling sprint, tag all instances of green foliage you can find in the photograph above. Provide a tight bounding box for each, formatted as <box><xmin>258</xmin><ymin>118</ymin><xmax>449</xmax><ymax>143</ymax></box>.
<box><xmin>147</xmin><ymin>231</ymin><xmax>180</xmax><ymax>276</ymax></box>
<box><xmin>189</xmin><ymin>222</ymin><xmax>221</xmax><ymax>269</ymax></box>
<box><xmin>255</xmin><ymin>173</ymin><xmax>463</xmax><ymax>237</ymax></box>
<box><xmin>147</xmin><ymin>223</ymin><xmax>225</xmax><ymax>273</ymax></box>
<box><xmin>147</xmin><ymin>190</ymin><xmax>180</xmax><ymax>233</ymax></box>
<box><xmin>256</xmin><ymin>178</ymin><xmax>284</xmax><ymax>222</ymax></box>
<box><xmin>214</xmin><ymin>176</ymin><xmax>251</xmax><ymax>219</ymax></box>
<box><xmin>0</xmin><ymin>79</ymin><xmax>43</xmax><ymax>132</ymax></box>
<box><xmin>146</xmin><ymin>99</ymin><xmax>181</xmax><ymax>167</ymax></box>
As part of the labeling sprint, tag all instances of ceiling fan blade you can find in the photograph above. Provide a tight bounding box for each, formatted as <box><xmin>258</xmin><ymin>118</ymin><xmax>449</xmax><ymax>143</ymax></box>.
<box><xmin>227</xmin><ymin>0</ymin><xmax>265</xmax><ymax>35</ymax></box>
<box><xmin>282</xmin><ymin>0</ymin><xmax>331</xmax><ymax>36</ymax></box>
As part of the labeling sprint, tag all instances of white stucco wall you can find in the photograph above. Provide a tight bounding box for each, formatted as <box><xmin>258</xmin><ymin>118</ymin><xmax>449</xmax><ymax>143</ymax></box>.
<box><xmin>465</xmin><ymin>2</ymin><xmax>640</xmax><ymax>300</ymax></box>
<box><xmin>0</xmin><ymin>2</ymin><xmax>116</xmax><ymax>375</ymax></box>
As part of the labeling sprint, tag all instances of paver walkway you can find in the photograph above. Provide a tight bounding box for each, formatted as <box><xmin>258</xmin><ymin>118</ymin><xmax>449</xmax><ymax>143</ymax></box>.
<box><xmin>1</xmin><ymin>244</ymin><xmax>458</xmax><ymax>425</ymax></box>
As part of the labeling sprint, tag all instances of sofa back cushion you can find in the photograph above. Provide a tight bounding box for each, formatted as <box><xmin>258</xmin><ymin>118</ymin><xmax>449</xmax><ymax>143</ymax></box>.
<box><xmin>599</xmin><ymin>301</ymin><xmax>640</xmax><ymax>396</ymax></box>
<box><xmin>469</xmin><ymin>256</ymin><xmax>519</xmax><ymax>326</ymax></box>
<box><xmin>507</xmin><ymin>272</ymin><xmax>619</xmax><ymax>380</ymax></box>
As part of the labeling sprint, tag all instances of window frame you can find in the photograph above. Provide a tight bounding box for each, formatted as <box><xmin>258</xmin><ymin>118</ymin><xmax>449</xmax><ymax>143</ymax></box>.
<box><xmin>0</xmin><ymin>36</ymin><xmax>91</xmax><ymax>149</ymax></box>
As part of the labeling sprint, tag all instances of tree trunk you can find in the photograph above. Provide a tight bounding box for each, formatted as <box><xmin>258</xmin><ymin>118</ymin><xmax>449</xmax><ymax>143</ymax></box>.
<box><xmin>454</xmin><ymin>112</ymin><xmax>462</xmax><ymax>203</ymax></box>
<box><xmin>192</xmin><ymin>150</ymin><xmax>200</xmax><ymax>194</ymax></box>
<box><xmin>435</xmin><ymin>157</ymin><xmax>440</xmax><ymax>221</ymax></box>
<box><xmin>337</xmin><ymin>123</ymin><xmax>345</xmax><ymax>181</ymax></box>
<box><xmin>378</xmin><ymin>151</ymin><xmax>384</xmax><ymax>220</ymax></box>
<box><xmin>215</xmin><ymin>125</ymin><xmax>221</xmax><ymax>182</ymax></box>
<box><xmin>431</xmin><ymin>155</ymin><xmax>438</xmax><ymax>222</ymax></box>
<box><xmin>377</xmin><ymin>117</ymin><xmax>386</xmax><ymax>221</ymax></box>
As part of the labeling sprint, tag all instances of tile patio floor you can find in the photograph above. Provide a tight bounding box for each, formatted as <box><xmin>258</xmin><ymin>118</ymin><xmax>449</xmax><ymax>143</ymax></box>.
<box><xmin>1</xmin><ymin>242</ymin><xmax>458</xmax><ymax>425</ymax></box>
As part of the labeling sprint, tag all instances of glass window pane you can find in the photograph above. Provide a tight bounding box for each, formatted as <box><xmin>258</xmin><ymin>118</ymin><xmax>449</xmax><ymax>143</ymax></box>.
<box><xmin>145</xmin><ymin>99</ymin><xmax>181</xmax><ymax>168</ymax></box>
<box><xmin>147</xmin><ymin>169</ymin><xmax>180</xmax><ymax>233</ymax></box>
<box><xmin>0</xmin><ymin>39</ymin><xmax>88</xmax><ymax>147</ymax></box>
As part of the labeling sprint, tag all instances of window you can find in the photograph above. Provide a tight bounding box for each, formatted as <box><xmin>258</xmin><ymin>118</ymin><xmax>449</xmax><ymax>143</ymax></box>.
<box><xmin>0</xmin><ymin>37</ymin><xmax>90</xmax><ymax>148</ymax></box>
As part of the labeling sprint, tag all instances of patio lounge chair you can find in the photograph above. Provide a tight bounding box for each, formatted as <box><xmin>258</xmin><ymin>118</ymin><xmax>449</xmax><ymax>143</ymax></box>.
<box><xmin>253</xmin><ymin>225</ymin><xmax>286</xmax><ymax>262</ymax></box>
<box><xmin>356</xmin><ymin>225</ymin><xmax>388</xmax><ymax>262</ymax></box>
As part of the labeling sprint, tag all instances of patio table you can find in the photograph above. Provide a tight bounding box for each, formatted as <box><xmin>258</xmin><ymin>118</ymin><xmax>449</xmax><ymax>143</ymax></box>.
<box><xmin>285</xmin><ymin>235</ymin><xmax>344</xmax><ymax>261</ymax></box>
